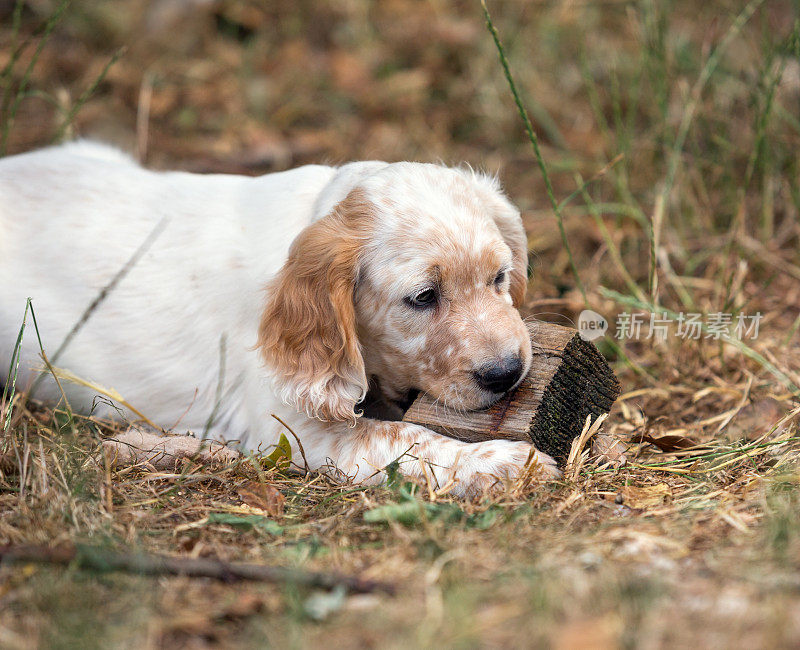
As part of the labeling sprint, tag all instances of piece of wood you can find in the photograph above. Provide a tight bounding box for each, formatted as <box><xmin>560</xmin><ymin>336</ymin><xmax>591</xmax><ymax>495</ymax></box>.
<box><xmin>402</xmin><ymin>322</ymin><xmax>620</xmax><ymax>466</ymax></box>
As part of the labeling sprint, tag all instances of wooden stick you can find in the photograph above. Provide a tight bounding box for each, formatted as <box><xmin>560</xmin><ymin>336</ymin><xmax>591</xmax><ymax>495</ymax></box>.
<box><xmin>0</xmin><ymin>544</ymin><xmax>396</xmax><ymax>595</ymax></box>
<box><xmin>402</xmin><ymin>322</ymin><xmax>620</xmax><ymax>466</ymax></box>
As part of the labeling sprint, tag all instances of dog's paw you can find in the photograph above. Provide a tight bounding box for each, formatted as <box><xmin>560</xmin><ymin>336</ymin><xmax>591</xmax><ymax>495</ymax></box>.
<box><xmin>487</xmin><ymin>439</ymin><xmax>560</xmax><ymax>479</ymax></box>
<box><xmin>454</xmin><ymin>440</ymin><xmax>559</xmax><ymax>497</ymax></box>
<box><xmin>526</xmin><ymin>447</ymin><xmax>560</xmax><ymax>479</ymax></box>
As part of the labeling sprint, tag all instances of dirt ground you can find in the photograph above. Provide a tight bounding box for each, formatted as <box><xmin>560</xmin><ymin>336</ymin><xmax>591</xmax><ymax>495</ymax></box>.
<box><xmin>2</xmin><ymin>0</ymin><xmax>800</xmax><ymax>647</ymax></box>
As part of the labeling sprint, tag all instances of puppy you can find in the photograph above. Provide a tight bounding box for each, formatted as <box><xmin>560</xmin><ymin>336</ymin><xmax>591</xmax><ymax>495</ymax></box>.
<box><xmin>0</xmin><ymin>141</ymin><xmax>558</xmax><ymax>496</ymax></box>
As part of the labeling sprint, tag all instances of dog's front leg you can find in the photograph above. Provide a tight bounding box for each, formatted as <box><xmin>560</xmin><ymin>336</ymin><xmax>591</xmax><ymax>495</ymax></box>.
<box><xmin>300</xmin><ymin>419</ymin><xmax>560</xmax><ymax>497</ymax></box>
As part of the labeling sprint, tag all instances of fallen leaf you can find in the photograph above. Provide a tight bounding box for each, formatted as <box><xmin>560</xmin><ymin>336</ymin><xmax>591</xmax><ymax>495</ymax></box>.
<box><xmin>726</xmin><ymin>398</ymin><xmax>791</xmax><ymax>441</ymax></box>
<box><xmin>591</xmin><ymin>433</ymin><xmax>628</xmax><ymax>465</ymax></box>
<box><xmin>632</xmin><ymin>429</ymin><xmax>702</xmax><ymax>452</ymax></box>
<box><xmin>262</xmin><ymin>432</ymin><xmax>292</xmax><ymax>472</ymax></box>
<box><xmin>237</xmin><ymin>480</ymin><xmax>285</xmax><ymax>517</ymax></box>
<box><xmin>619</xmin><ymin>483</ymin><xmax>672</xmax><ymax>509</ymax></box>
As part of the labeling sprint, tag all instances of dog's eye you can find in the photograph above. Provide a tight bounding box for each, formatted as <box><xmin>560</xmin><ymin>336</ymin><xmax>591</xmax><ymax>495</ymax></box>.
<box><xmin>406</xmin><ymin>288</ymin><xmax>437</xmax><ymax>309</ymax></box>
<box><xmin>493</xmin><ymin>270</ymin><xmax>507</xmax><ymax>286</ymax></box>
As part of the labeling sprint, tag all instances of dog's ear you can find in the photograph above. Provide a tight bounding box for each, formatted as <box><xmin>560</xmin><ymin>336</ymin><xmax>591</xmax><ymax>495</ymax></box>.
<box><xmin>491</xmin><ymin>206</ymin><xmax>528</xmax><ymax>307</ymax></box>
<box><xmin>258</xmin><ymin>189</ymin><xmax>372</xmax><ymax>422</ymax></box>
<box><xmin>461</xmin><ymin>169</ymin><xmax>529</xmax><ymax>307</ymax></box>
<box><xmin>457</xmin><ymin>166</ymin><xmax>528</xmax><ymax>307</ymax></box>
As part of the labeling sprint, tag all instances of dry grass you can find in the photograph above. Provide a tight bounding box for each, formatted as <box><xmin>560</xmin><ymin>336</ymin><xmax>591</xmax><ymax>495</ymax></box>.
<box><xmin>2</xmin><ymin>0</ymin><xmax>800</xmax><ymax>647</ymax></box>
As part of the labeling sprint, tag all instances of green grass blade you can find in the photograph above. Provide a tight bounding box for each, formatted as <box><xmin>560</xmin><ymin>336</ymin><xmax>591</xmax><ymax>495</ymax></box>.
<box><xmin>51</xmin><ymin>47</ymin><xmax>125</xmax><ymax>143</ymax></box>
<box><xmin>480</xmin><ymin>0</ymin><xmax>586</xmax><ymax>303</ymax></box>
<box><xmin>2</xmin><ymin>298</ymin><xmax>31</xmax><ymax>432</ymax></box>
<box><xmin>0</xmin><ymin>0</ymin><xmax>70</xmax><ymax>156</ymax></box>
<box><xmin>651</xmin><ymin>0</ymin><xmax>765</xmax><ymax>301</ymax></box>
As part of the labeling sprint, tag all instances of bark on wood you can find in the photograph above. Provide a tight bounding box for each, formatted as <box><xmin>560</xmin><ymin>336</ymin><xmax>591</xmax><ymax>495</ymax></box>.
<box><xmin>0</xmin><ymin>544</ymin><xmax>396</xmax><ymax>595</ymax></box>
<box><xmin>402</xmin><ymin>322</ymin><xmax>620</xmax><ymax>466</ymax></box>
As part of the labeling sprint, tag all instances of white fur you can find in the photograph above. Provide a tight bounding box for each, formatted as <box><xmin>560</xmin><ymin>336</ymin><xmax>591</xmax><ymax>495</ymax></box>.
<box><xmin>0</xmin><ymin>141</ymin><xmax>558</xmax><ymax>497</ymax></box>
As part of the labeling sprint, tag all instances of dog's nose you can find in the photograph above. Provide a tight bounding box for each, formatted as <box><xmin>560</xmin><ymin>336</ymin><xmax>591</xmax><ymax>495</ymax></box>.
<box><xmin>473</xmin><ymin>355</ymin><xmax>524</xmax><ymax>394</ymax></box>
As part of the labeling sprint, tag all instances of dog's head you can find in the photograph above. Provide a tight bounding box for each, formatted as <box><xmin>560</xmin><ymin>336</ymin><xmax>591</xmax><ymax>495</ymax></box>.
<box><xmin>259</xmin><ymin>162</ymin><xmax>531</xmax><ymax>422</ymax></box>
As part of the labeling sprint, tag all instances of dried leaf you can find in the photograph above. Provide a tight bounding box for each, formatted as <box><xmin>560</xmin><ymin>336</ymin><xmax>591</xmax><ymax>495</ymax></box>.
<box><xmin>726</xmin><ymin>398</ymin><xmax>790</xmax><ymax>441</ymax></box>
<box><xmin>591</xmin><ymin>433</ymin><xmax>628</xmax><ymax>466</ymax></box>
<box><xmin>619</xmin><ymin>483</ymin><xmax>672</xmax><ymax>509</ymax></box>
<box><xmin>237</xmin><ymin>480</ymin><xmax>285</xmax><ymax>517</ymax></box>
<box><xmin>633</xmin><ymin>430</ymin><xmax>701</xmax><ymax>452</ymax></box>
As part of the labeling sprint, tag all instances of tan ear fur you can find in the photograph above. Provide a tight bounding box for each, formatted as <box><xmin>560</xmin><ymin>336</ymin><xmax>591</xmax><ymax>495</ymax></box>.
<box><xmin>258</xmin><ymin>189</ymin><xmax>373</xmax><ymax>422</ymax></box>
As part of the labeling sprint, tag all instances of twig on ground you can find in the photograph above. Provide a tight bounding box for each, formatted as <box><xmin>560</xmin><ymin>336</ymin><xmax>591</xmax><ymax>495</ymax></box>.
<box><xmin>0</xmin><ymin>544</ymin><xmax>397</xmax><ymax>595</ymax></box>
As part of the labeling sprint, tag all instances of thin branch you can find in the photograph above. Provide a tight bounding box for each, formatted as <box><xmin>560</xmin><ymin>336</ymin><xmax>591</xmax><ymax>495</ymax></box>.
<box><xmin>0</xmin><ymin>544</ymin><xmax>397</xmax><ymax>595</ymax></box>
<box><xmin>271</xmin><ymin>413</ymin><xmax>310</xmax><ymax>474</ymax></box>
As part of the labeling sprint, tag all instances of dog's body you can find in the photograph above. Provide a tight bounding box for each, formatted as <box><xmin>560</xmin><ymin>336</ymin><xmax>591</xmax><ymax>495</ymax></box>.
<box><xmin>0</xmin><ymin>142</ymin><xmax>557</xmax><ymax>496</ymax></box>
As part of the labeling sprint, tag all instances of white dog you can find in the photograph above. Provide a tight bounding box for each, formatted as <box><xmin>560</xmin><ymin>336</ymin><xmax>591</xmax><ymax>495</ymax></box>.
<box><xmin>0</xmin><ymin>141</ymin><xmax>558</xmax><ymax>496</ymax></box>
